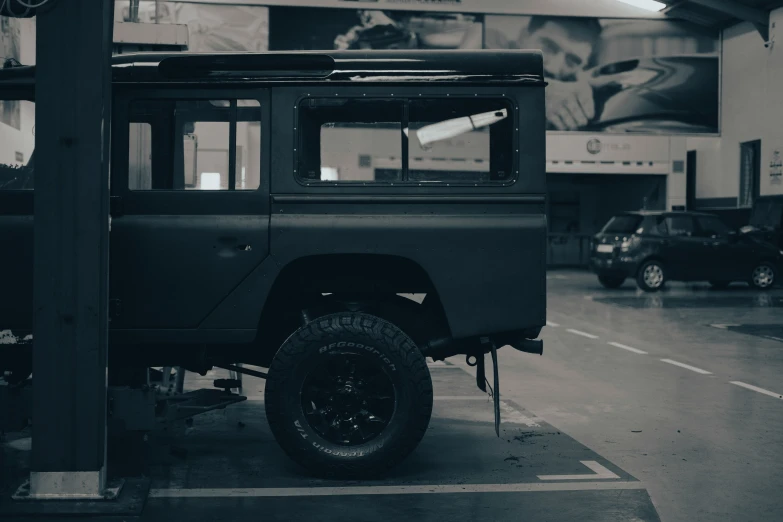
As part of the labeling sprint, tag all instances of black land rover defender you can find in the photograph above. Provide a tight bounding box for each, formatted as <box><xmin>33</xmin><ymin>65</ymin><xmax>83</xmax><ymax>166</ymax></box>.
<box><xmin>0</xmin><ymin>50</ymin><xmax>547</xmax><ymax>477</ymax></box>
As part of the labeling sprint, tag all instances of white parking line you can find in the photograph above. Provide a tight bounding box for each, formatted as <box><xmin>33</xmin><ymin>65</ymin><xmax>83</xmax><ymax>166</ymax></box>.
<box><xmin>660</xmin><ymin>359</ymin><xmax>712</xmax><ymax>375</ymax></box>
<box><xmin>608</xmin><ymin>342</ymin><xmax>647</xmax><ymax>355</ymax></box>
<box><xmin>709</xmin><ymin>324</ymin><xmax>739</xmax><ymax>330</ymax></box>
<box><xmin>537</xmin><ymin>461</ymin><xmax>620</xmax><ymax>481</ymax></box>
<box><xmin>149</xmin><ymin>481</ymin><xmax>645</xmax><ymax>498</ymax></box>
<box><xmin>246</xmin><ymin>396</ymin><xmax>491</xmax><ymax>403</ymax></box>
<box><xmin>730</xmin><ymin>381</ymin><xmax>783</xmax><ymax>399</ymax></box>
<box><xmin>546</xmin><ymin>321</ymin><xmax>560</xmax><ymax>327</ymax></box>
<box><xmin>433</xmin><ymin>396</ymin><xmax>491</xmax><ymax>401</ymax></box>
<box><xmin>566</xmin><ymin>329</ymin><xmax>598</xmax><ymax>340</ymax></box>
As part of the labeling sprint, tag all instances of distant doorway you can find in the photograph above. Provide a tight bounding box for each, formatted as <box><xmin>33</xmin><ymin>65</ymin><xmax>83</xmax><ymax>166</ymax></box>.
<box><xmin>686</xmin><ymin>150</ymin><xmax>697</xmax><ymax>210</ymax></box>
<box><xmin>739</xmin><ymin>140</ymin><xmax>761</xmax><ymax>208</ymax></box>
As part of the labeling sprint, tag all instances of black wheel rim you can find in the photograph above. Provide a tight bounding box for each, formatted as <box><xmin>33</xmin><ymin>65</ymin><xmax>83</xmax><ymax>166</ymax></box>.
<box><xmin>300</xmin><ymin>351</ymin><xmax>396</xmax><ymax>446</ymax></box>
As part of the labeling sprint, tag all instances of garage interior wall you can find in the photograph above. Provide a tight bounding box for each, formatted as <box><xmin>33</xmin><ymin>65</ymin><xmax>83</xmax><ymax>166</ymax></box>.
<box><xmin>692</xmin><ymin>7</ymin><xmax>783</xmax><ymax>208</ymax></box>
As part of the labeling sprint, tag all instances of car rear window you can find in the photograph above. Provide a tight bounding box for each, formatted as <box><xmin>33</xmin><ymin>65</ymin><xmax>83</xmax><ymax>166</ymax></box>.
<box><xmin>601</xmin><ymin>215</ymin><xmax>643</xmax><ymax>234</ymax></box>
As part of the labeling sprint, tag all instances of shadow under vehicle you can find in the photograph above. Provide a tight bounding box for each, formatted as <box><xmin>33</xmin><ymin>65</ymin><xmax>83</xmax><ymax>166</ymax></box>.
<box><xmin>590</xmin><ymin>211</ymin><xmax>783</xmax><ymax>292</ymax></box>
<box><xmin>0</xmin><ymin>50</ymin><xmax>547</xmax><ymax>478</ymax></box>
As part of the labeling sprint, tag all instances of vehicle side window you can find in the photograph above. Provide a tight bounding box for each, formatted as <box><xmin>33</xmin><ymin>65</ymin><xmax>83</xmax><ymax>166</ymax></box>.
<box><xmin>664</xmin><ymin>216</ymin><xmax>694</xmax><ymax>237</ymax></box>
<box><xmin>298</xmin><ymin>97</ymin><xmax>513</xmax><ymax>184</ymax></box>
<box><xmin>695</xmin><ymin>216</ymin><xmax>730</xmax><ymax>238</ymax></box>
<box><xmin>0</xmin><ymin>99</ymin><xmax>35</xmax><ymax>190</ymax></box>
<box><xmin>128</xmin><ymin>99</ymin><xmax>261</xmax><ymax>191</ymax></box>
<box><xmin>641</xmin><ymin>216</ymin><xmax>668</xmax><ymax>236</ymax></box>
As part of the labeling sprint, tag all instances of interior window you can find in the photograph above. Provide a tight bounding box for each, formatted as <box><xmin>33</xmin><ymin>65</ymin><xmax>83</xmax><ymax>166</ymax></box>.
<box><xmin>298</xmin><ymin>97</ymin><xmax>513</xmax><ymax>184</ymax></box>
<box><xmin>0</xmin><ymin>99</ymin><xmax>35</xmax><ymax>190</ymax></box>
<box><xmin>665</xmin><ymin>216</ymin><xmax>695</xmax><ymax>237</ymax></box>
<box><xmin>128</xmin><ymin>99</ymin><xmax>261</xmax><ymax>191</ymax></box>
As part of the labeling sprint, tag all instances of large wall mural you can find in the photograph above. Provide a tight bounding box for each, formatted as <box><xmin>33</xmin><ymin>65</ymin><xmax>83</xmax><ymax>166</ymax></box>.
<box><xmin>110</xmin><ymin>2</ymin><xmax>720</xmax><ymax>135</ymax></box>
<box><xmin>268</xmin><ymin>7</ymin><xmax>483</xmax><ymax>51</ymax></box>
<box><xmin>483</xmin><ymin>15</ymin><xmax>720</xmax><ymax>134</ymax></box>
<box><xmin>115</xmin><ymin>1</ymin><xmax>269</xmax><ymax>52</ymax></box>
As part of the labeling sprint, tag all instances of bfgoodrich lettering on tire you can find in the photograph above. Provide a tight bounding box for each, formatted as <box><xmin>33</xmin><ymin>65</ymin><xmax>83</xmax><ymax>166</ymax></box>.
<box><xmin>264</xmin><ymin>312</ymin><xmax>433</xmax><ymax>478</ymax></box>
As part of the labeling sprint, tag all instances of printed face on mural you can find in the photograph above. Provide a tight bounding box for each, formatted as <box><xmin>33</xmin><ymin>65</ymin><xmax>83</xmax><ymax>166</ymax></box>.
<box><xmin>522</xmin><ymin>18</ymin><xmax>600</xmax><ymax>82</ymax></box>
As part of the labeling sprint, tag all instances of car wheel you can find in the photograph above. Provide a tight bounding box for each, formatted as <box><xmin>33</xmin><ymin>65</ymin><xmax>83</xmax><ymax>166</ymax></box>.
<box><xmin>636</xmin><ymin>260</ymin><xmax>665</xmax><ymax>292</ymax></box>
<box><xmin>598</xmin><ymin>275</ymin><xmax>626</xmax><ymax>289</ymax></box>
<box><xmin>709</xmin><ymin>280</ymin><xmax>730</xmax><ymax>290</ymax></box>
<box><xmin>264</xmin><ymin>312</ymin><xmax>433</xmax><ymax>479</ymax></box>
<box><xmin>750</xmin><ymin>262</ymin><xmax>776</xmax><ymax>290</ymax></box>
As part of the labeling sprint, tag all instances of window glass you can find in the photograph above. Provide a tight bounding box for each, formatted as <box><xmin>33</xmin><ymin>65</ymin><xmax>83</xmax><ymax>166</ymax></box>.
<box><xmin>407</xmin><ymin>99</ymin><xmax>512</xmax><ymax>183</ymax></box>
<box><xmin>665</xmin><ymin>216</ymin><xmax>695</xmax><ymax>237</ymax></box>
<box><xmin>299</xmin><ymin>98</ymin><xmax>402</xmax><ymax>182</ymax></box>
<box><xmin>297</xmin><ymin>97</ymin><xmax>513</xmax><ymax>184</ymax></box>
<box><xmin>128</xmin><ymin>99</ymin><xmax>261</xmax><ymax>191</ymax></box>
<box><xmin>695</xmin><ymin>216</ymin><xmax>730</xmax><ymax>237</ymax></box>
<box><xmin>645</xmin><ymin>215</ymin><xmax>669</xmax><ymax>236</ymax></box>
<box><xmin>601</xmin><ymin>215</ymin><xmax>642</xmax><ymax>234</ymax></box>
<box><xmin>0</xmin><ymin>99</ymin><xmax>35</xmax><ymax>190</ymax></box>
<box><xmin>320</xmin><ymin>122</ymin><xmax>402</xmax><ymax>182</ymax></box>
<box><xmin>129</xmin><ymin>122</ymin><xmax>152</xmax><ymax>190</ymax></box>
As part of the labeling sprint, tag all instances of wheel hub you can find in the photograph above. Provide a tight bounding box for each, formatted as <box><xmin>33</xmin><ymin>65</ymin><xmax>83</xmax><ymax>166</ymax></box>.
<box><xmin>644</xmin><ymin>264</ymin><xmax>663</xmax><ymax>288</ymax></box>
<box><xmin>301</xmin><ymin>352</ymin><xmax>395</xmax><ymax>446</ymax></box>
<box><xmin>753</xmin><ymin>266</ymin><xmax>774</xmax><ymax>288</ymax></box>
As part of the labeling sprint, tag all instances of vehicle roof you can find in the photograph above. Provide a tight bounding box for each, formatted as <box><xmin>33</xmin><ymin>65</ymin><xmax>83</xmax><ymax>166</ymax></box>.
<box><xmin>619</xmin><ymin>210</ymin><xmax>717</xmax><ymax>217</ymax></box>
<box><xmin>0</xmin><ymin>50</ymin><xmax>545</xmax><ymax>88</ymax></box>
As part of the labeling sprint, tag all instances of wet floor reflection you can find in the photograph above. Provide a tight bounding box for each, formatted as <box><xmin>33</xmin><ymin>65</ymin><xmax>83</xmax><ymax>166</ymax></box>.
<box><xmin>593</xmin><ymin>295</ymin><xmax>783</xmax><ymax>309</ymax></box>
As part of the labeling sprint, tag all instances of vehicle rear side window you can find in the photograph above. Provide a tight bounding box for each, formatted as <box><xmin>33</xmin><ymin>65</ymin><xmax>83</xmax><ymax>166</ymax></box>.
<box><xmin>665</xmin><ymin>215</ymin><xmax>695</xmax><ymax>237</ymax></box>
<box><xmin>128</xmin><ymin>99</ymin><xmax>261</xmax><ymax>191</ymax></box>
<box><xmin>601</xmin><ymin>215</ymin><xmax>642</xmax><ymax>234</ymax></box>
<box><xmin>0</xmin><ymin>98</ymin><xmax>35</xmax><ymax>190</ymax></box>
<box><xmin>695</xmin><ymin>216</ymin><xmax>730</xmax><ymax>237</ymax></box>
<box><xmin>298</xmin><ymin>97</ymin><xmax>513</xmax><ymax>184</ymax></box>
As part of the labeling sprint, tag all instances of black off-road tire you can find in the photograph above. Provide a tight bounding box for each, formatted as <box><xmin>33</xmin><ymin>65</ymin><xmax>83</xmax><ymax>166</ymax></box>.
<box><xmin>598</xmin><ymin>275</ymin><xmax>626</xmax><ymax>289</ymax></box>
<box><xmin>264</xmin><ymin>312</ymin><xmax>433</xmax><ymax>479</ymax></box>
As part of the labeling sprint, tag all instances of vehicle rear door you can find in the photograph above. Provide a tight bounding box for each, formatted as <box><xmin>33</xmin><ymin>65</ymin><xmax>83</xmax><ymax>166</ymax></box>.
<box><xmin>659</xmin><ymin>215</ymin><xmax>708</xmax><ymax>281</ymax></box>
<box><xmin>693</xmin><ymin>215</ymin><xmax>745</xmax><ymax>281</ymax></box>
<box><xmin>110</xmin><ymin>88</ymin><xmax>271</xmax><ymax>336</ymax></box>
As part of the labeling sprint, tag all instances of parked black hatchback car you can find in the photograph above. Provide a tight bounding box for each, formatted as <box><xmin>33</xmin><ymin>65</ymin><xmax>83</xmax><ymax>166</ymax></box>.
<box><xmin>590</xmin><ymin>211</ymin><xmax>783</xmax><ymax>292</ymax></box>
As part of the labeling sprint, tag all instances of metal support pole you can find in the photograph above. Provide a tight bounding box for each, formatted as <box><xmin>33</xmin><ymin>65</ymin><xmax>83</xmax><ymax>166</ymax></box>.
<box><xmin>29</xmin><ymin>0</ymin><xmax>114</xmax><ymax>500</ymax></box>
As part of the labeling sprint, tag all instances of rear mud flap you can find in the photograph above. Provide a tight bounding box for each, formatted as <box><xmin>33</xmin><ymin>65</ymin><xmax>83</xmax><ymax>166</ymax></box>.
<box><xmin>475</xmin><ymin>339</ymin><xmax>501</xmax><ymax>437</ymax></box>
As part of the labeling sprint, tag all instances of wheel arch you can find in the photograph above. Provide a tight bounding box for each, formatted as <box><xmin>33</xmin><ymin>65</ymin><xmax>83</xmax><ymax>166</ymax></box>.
<box><xmin>635</xmin><ymin>255</ymin><xmax>666</xmax><ymax>277</ymax></box>
<box><xmin>252</xmin><ymin>253</ymin><xmax>451</xmax><ymax>366</ymax></box>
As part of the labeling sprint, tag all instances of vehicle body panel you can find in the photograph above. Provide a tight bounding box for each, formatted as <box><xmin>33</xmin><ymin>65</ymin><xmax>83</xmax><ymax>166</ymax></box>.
<box><xmin>0</xmin><ymin>50</ymin><xmax>547</xmax><ymax>365</ymax></box>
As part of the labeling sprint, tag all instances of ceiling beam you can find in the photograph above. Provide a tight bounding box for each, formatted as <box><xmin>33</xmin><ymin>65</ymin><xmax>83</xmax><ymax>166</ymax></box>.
<box><xmin>686</xmin><ymin>0</ymin><xmax>767</xmax><ymax>24</ymax></box>
<box><xmin>684</xmin><ymin>0</ymin><xmax>770</xmax><ymax>41</ymax></box>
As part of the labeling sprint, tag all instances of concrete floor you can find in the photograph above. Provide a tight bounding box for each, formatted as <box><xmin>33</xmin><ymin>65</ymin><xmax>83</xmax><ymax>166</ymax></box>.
<box><xmin>514</xmin><ymin>271</ymin><xmax>783</xmax><ymax>521</ymax></box>
<box><xmin>3</xmin><ymin>270</ymin><xmax>782</xmax><ymax>521</ymax></box>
